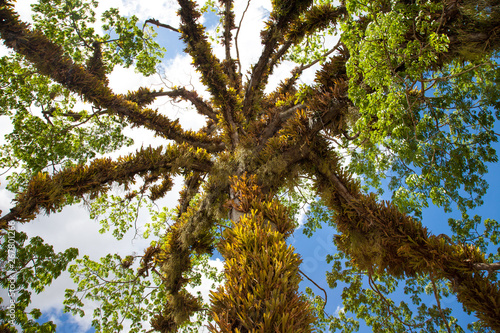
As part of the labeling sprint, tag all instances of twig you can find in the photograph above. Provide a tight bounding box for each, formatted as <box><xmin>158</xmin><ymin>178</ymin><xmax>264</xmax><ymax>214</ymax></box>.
<box><xmin>298</xmin><ymin>39</ymin><xmax>343</xmax><ymax>73</ymax></box>
<box><xmin>299</xmin><ymin>268</ymin><xmax>328</xmax><ymax>311</ymax></box>
<box><xmin>143</xmin><ymin>19</ymin><xmax>180</xmax><ymax>33</ymax></box>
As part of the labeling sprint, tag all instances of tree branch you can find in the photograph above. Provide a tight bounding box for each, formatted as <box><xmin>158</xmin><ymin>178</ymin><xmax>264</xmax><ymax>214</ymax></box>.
<box><xmin>299</xmin><ymin>268</ymin><xmax>328</xmax><ymax>311</ymax></box>
<box><xmin>220</xmin><ymin>0</ymin><xmax>240</xmax><ymax>89</ymax></box>
<box><xmin>309</xmin><ymin>143</ymin><xmax>500</xmax><ymax>332</ymax></box>
<box><xmin>177</xmin><ymin>0</ymin><xmax>241</xmax><ymax>147</ymax></box>
<box><xmin>0</xmin><ymin>6</ymin><xmax>224</xmax><ymax>152</ymax></box>
<box><xmin>234</xmin><ymin>0</ymin><xmax>252</xmax><ymax>77</ymax></box>
<box><xmin>220</xmin><ymin>0</ymin><xmax>234</xmax><ymax>63</ymax></box>
<box><xmin>241</xmin><ymin>0</ymin><xmax>314</xmax><ymax>117</ymax></box>
<box><xmin>259</xmin><ymin>104</ymin><xmax>306</xmax><ymax>143</ymax></box>
<box><xmin>430</xmin><ymin>274</ymin><xmax>452</xmax><ymax>333</ymax></box>
<box><xmin>368</xmin><ymin>274</ymin><xmax>432</xmax><ymax>329</ymax></box>
<box><xmin>473</xmin><ymin>262</ymin><xmax>500</xmax><ymax>272</ymax></box>
<box><xmin>155</xmin><ymin>88</ymin><xmax>218</xmax><ymax>122</ymax></box>
<box><xmin>0</xmin><ymin>145</ymin><xmax>212</xmax><ymax>226</ymax></box>
<box><xmin>242</xmin><ymin>2</ymin><xmax>346</xmax><ymax>119</ymax></box>
<box><xmin>143</xmin><ymin>19</ymin><xmax>180</xmax><ymax>33</ymax></box>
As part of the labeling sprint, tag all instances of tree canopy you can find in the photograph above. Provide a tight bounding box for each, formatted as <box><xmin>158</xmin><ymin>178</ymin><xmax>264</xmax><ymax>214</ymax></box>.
<box><xmin>1</xmin><ymin>0</ymin><xmax>500</xmax><ymax>332</ymax></box>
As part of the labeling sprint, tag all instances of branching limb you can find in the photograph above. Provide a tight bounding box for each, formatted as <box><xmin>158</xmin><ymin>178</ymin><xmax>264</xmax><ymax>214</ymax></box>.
<box><xmin>270</xmin><ymin>39</ymin><xmax>343</xmax><ymax>104</ymax></box>
<box><xmin>177</xmin><ymin>0</ymin><xmax>241</xmax><ymax>147</ymax></box>
<box><xmin>234</xmin><ymin>0</ymin><xmax>252</xmax><ymax>77</ymax></box>
<box><xmin>299</xmin><ymin>268</ymin><xmax>328</xmax><ymax>311</ymax></box>
<box><xmin>0</xmin><ymin>144</ymin><xmax>212</xmax><ymax>226</ymax></box>
<box><xmin>241</xmin><ymin>0</ymin><xmax>315</xmax><ymax>117</ymax></box>
<box><xmin>0</xmin><ymin>6</ymin><xmax>224</xmax><ymax>152</ymax></box>
<box><xmin>155</xmin><ymin>88</ymin><xmax>218</xmax><ymax>122</ymax></box>
<box><xmin>143</xmin><ymin>19</ymin><xmax>180</xmax><ymax>33</ymax></box>
<box><xmin>242</xmin><ymin>3</ymin><xmax>347</xmax><ymax>120</ymax></box>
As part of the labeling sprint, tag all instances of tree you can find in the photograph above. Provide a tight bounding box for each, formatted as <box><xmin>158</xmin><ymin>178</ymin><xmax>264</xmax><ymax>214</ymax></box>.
<box><xmin>1</xmin><ymin>0</ymin><xmax>500</xmax><ymax>332</ymax></box>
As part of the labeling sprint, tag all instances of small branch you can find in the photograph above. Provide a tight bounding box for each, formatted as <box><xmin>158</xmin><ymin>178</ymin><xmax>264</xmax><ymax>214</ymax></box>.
<box><xmin>342</xmin><ymin>130</ymin><xmax>360</xmax><ymax>140</ymax></box>
<box><xmin>299</xmin><ymin>268</ymin><xmax>328</xmax><ymax>311</ymax></box>
<box><xmin>473</xmin><ymin>262</ymin><xmax>500</xmax><ymax>272</ymax></box>
<box><xmin>297</xmin><ymin>39</ymin><xmax>343</xmax><ymax>74</ymax></box>
<box><xmin>143</xmin><ymin>19</ymin><xmax>180</xmax><ymax>33</ymax></box>
<box><xmin>154</xmin><ymin>88</ymin><xmax>218</xmax><ymax>122</ymax></box>
<box><xmin>420</xmin><ymin>63</ymin><xmax>488</xmax><ymax>83</ymax></box>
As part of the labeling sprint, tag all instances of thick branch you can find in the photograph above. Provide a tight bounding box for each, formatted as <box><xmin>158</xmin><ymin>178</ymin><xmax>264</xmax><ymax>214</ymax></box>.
<box><xmin>258</xmin><ymin>104</ymin><xmax>306</xmax><ymax>143</ymax></box>
<box><xmin>473</xmin><ymin>262</ymin><xmax>500</xmax><ymax>272</ymax></box>
<box><xmin>177</xmin><ymin>0</ymin><xmax>241</xmax><ymax>146</ymax></box>
<box><xmin>0</xmin><ymin>144</ymin><xmax>212</xmax><ymax>227</ymax></box>
<box><xmin>0</xmin><ymin>5</ymin><xmax>223</xmax><ymax>152</ymax></box>
<box><xmin>242</xmin><ymin>2</ymin><xmax>346</xmax><ymax>119</ymax></box>
<box><xmin>152</xmin><ymin>178</ymin><xmax>228</xmax><ymax>331</ymax></box>
<box><xmin>241</xmin><ymin>0</ymin><xmax>314</xmax><ymax>117</ymax></box>
<box><xmin>220</xmin><ymin>0</ymin><xmax>234</xmax><ymax>62</ymax></box>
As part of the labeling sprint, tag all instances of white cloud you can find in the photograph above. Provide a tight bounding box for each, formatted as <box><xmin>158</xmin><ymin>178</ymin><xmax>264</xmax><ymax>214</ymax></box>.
<box><xmin>119</xmin><ymin>0</ymin><xmax>181</xmax><ymax>26</ymax></box>
<box><xmin>14</xmin><ymin>0</ymin><xmax>36</xmax><ymax>24</ymax></box>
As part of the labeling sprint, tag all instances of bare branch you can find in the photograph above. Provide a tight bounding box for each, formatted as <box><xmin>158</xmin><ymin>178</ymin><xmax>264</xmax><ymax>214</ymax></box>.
<box><xmin>177</xmin><ymin>0</ymin><xmax>241</xmax><ymax>146</ymax></box>
<box><xmin>155</xmin><ymin>88</ymin><xmax>218</xmax><ymax>122</ymax></box>
<box><xmin>242</xmin><ymin>0</ymin><xmax>315</xmax><ymax>117</ymax></box>
<box><xmin>368</xmin><ymin>274</ymin><xmax>432</xmax><ymax>329</ymax></box>
<box><xmin>143</xmin><ymin>19</ymin><xmax>180</xmax><ymax>33</ymax></box>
